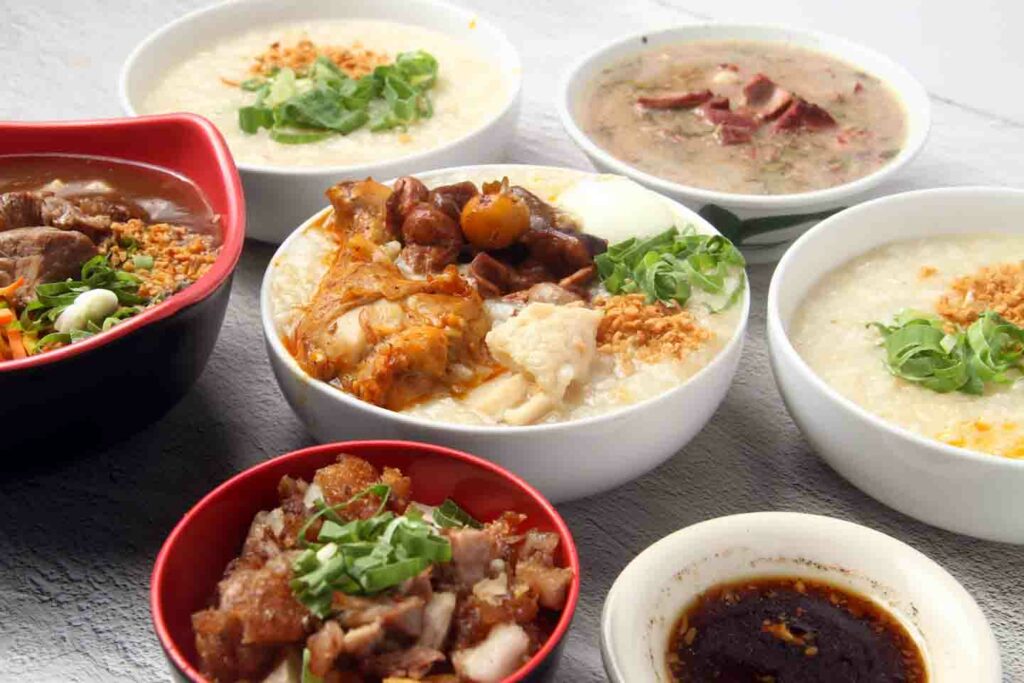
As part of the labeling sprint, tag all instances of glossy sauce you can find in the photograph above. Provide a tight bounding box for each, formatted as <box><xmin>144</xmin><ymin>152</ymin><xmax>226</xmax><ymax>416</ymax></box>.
<box><xmin>582</xmin><ymin>41</ymin><xmax>907</xmax><ymax>195</ymax></box>
<box><xmin>667</xmin><ymin>577</ymin><xmax>927</xmax><ymax>682</ymax></box>
<box><xmin>0</xmin><ymin>154</ymin><xmax>220</xmax><ymax>237</ymax></box>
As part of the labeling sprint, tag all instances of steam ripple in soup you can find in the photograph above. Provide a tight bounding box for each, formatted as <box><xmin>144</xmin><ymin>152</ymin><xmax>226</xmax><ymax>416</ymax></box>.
<box><xmin>581</xmin><ymin>40</ymin><xmax>907</xmax><ymax>195</ymax></box>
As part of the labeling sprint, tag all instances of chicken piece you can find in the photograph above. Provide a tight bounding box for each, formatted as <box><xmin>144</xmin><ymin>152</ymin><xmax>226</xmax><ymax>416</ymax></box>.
<box><xmin>326</xmin><ymin>179</ymin><xmax>397</xmax><ymax>244</ymax></box>
<box><xmin>293</xmin><ymin>235</ymin><xmax>492</xmax><ymax>409</ymax></box>
<box><xmin>452</xmin><ymin>623</ymin><xmax>530</xmax><ymax>683</ymax></box>
<box><xmin>485</xmin><ymin>303</ymin><xmax>602</xmax><ymax>402</ymax></box>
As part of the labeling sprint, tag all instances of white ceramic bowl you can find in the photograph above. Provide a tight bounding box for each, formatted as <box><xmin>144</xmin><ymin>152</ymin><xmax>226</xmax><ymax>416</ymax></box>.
<box><xmin>121</xmin><ymin>0</ymin><xmax>521</xmax><ymax>243</ymax></box>
<box><xmin>260</xmin><ymin>164</ymin><xmax>749</xmax><ymax>503</ymax></box>
<box><xmin>767</xmin><ymin>187</ymin><xmax>1024</xmax><ymax>543</ymax></box>
<box><xmin>559</xmin><ymin>24</ymin><xmax>931</xmax><ymax>263</ymax></box>
<box><xmin>602</xmin><ymin>512</ymin><xmax>1000</xmax><ymax>682</ymax></box>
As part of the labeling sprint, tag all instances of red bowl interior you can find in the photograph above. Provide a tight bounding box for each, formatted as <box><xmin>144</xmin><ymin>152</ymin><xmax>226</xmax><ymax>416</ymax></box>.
<box><xmin>0</xmin><ymin>114</ymin><xmax>245</xmax><ymax>372</ymax></box>
<box><xmin>151</xmin><ymin>440</ymin><xmax>581</xmax><ymax>683</ymax></box>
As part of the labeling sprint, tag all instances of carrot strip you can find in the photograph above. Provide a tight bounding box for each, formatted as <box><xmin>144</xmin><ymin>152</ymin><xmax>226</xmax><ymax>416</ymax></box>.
<box><xmin>7</xmin><ymin>329</ymin><xmax>26</xmax><ymax>359</ymax></box>
<box><xmin>0</xmin><ymin>277</ymin><xmax>25</xmax><ymax>300</ymax></box>
<box><xmin>0</xmin><ymin>309</ymin><xmax>13</xmax><ymax>325</ymax></box>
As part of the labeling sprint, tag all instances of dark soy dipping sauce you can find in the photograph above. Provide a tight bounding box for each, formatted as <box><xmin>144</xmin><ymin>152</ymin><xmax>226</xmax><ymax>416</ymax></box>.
<box><xmin>667</xmin><ymin>577</ymin><xmax>927</xmax><ymax>683</ymax></box>
<box><xmin>0</xmin><ymin>154</ymin><xmax>220</xmax><ymax>238</ymax></box>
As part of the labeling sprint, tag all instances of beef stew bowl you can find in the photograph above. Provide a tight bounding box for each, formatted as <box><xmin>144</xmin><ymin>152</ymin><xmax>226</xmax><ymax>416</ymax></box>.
<box><xmin>151</xmin><ymin>440</ymin><xmax>581</xmax><ymax>683</ymax></box>
<box><xmin>559</xmin><ymin>24</ymin><xmax>930</xmax><ymax>263</ymax></box>
<box><xmin>121</xmin><ymin>0</ymin><xmax>522</xmax><ymax>244</ymax></box>
<box><xmin>767</xmin><ymin>187</ymin><xmax>1024</xmax><ymax>543</ymax></box>
<box><xmin>601</xmin><ymin>512</ymin><xmax>1000</xmax><ymax>682</ymax></box>
<box><xmin>260</xmin><ymin>164</ymin><xmax>749</xmax><ymax>502</ymax></box>
<box><xmin>0</xmin><ymin>116</ymin><xmax>244</xmax><ymax>449</ymax></box>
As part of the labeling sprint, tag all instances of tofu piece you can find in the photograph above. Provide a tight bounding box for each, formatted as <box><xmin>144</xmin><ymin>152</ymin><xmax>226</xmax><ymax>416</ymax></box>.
<box><xmin>485</xmin><ymin>303</ymin><xmax>602</xmax><ymax>400</ymax></box>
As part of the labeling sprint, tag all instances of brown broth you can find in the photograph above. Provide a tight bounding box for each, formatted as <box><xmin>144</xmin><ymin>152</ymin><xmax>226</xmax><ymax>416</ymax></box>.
<box><xmin>582</xmin><ymin>41</ymin><xmax>907</xmax><ymax>195</ymax></box>
<box><xmin>667</xmin><ymin>576</ymin><xmax>927</xmax><ymax>682</ymax></box>
<box><xmin>0</xmin><ymin>154</ymin><xmax>220</xmax><ymax>238</ymax></box>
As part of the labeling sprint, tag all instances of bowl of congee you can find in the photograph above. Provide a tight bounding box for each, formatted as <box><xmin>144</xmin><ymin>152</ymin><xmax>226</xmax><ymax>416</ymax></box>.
<box><xmin>768</xmin><ymin>187</ymin><xmax>1024</xmax><ymax>543</ymax></box>
<box><xmin>121</xmin><ymin>0</ymin><xmax>520</xmax><ymax>242</ymax></box>
<box><xmin>261</xmin><ymin>165</ymin><xmax>749</xmax><ymax>502</ymax></box>
<box><xmin>559</xmin><ymin>25</ymin><xmax>930</xmax><ymax>262</ymax></box>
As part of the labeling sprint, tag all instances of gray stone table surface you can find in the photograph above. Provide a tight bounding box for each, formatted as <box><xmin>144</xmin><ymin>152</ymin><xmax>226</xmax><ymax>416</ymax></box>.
<box><xmin>1</xmin><ymin>0</ymin><xmax>1023</xmax><ymax>681</ymax></box>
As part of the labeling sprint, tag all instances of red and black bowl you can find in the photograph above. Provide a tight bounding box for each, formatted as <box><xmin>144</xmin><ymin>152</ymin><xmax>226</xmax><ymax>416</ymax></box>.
<box><xmin>151</xmin><ymin>440</ymin><xmax>581</xmax><ymax>683</ymax></box>
<box><xmin>0</xmin><ymin>116</ymin><xmax>244</xmax><ymax>449</ymax></box>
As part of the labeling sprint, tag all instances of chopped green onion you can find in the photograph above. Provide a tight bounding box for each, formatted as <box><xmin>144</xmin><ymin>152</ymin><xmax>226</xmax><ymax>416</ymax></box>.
<box><xmin>301</xmin><ymin>647</ymin><xmax>324</xmax><ymax>683</ymax></box>
<box><xmin>434</xmin><ymin>498</ymin><xmax>484</xmax><ymax>529</ymax></box>
<box><xmin>233</xmin><ymin>49</ymin><xmax>439</xmax><ymax>143</ymax></box>
<box><xmin>290</xmin><ymin>484</ymin><xmax>460</xmax><ymax>617</ymax></box>
<box><xmin>132</xmin><ymin>254</ymin><xmax>154</xmax><ymax>270</ymax></box>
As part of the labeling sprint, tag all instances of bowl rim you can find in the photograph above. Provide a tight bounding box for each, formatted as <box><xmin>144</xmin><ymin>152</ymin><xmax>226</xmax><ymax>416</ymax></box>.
<box><xmin>600</xmin><ymin>511</ymin><xmax>1001</xmax><ymax>682</ymax></box>
<box><xmin>767</xmin><ymin>185</ymin><xmax>1024</xmax><ymax>471</ymax></box>
<box><xmin>150</xmin><ymin>439</ymin><xmax>582</xmax><ymax>683</ymax></box>
<box><xmin>557</xmin><ymin>22</ymin><xmax>932</xmax><ymax>210</ymax></box>
<box><xmin>0</xmin><ymin>114</ymin><xmax>245</xmax><ymax>374</ymax></box>
<box><xmin>259</xmin><ymin>162</ymin><xmax>751</xmax><ymax>435</ymax></box>
<box><xmin>118</xmin><ymin>0</ymin><xmax>523</xmax><ymax>177</ymax></box>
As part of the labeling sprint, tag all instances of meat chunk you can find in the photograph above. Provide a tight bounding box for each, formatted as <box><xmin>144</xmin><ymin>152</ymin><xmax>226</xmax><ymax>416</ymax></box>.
<box><xmin>452</xmin><ymin>623</ymin><xmax>530</xmax><ymax>683</ymax></box>
<box><xmin>40</xmin><ymin>195</ymin><xmax>144</xmax><ymax>241</ymax></box>
<box><xmin>508</xmin><ymin>186</ymin><xmax>577</xmax><ymax>233</ymax></box>
<box><xmin>636</xmin><ymin>89</ymin><xmax>713</xmax><ymax>109</ymax></box>
<box><xmin>192</xmin><ymin>609</ymin><xmax>278</xmax><ymax>683</ymax></box>
<box><xmin>516</xmin><ymin>560</ymin><xmax>572</xmax><ymax>611</ymax></box>
<box><xmin>772</xmin><ymin>98</ymin><xmax>837</xmax><ymax>132</ymax></box>
<box><xmin>0</xmin><ymin>227</ymin><xmax>97</xmax><ymax>303</ymax></box>
<box><xmin>502</xmin><ymin>282</ymin><xmax>582</xmax><ymax>306</ymax></box>
<box><xmin>386</xmin><ymin>176</ymin><xmax>430</xmax><ymax>231</ymax></box>
<box><xmin>400</xmin><ymin>204</ymin><xmax>463</xmax><ymax>273</ymax></box>
<box><xmin>363</xmin><ymin>646</ymin><xmax>445</xmax><ymax>679</ymax></box>
<box><xmin>428</xmin><ymin>181</ymin><xmax>480</xmax><ymax>222</ymax></box>
<box><xmin>741</xmin><ymin>73</ymin><xmax>775</xmax><ymax>106</ymax></box>
<box><xmin>0</xmin><ymin>192</ymin><xmax>43</xmax><ymax>231</ymax></box>
<box><xmin>448</xmin><ymin>528</ymin><xmax>500</xmax><ymax>588</ymax></box>
<box><xmin>698</xmin><ymin>101</ymin><xmax>759</xmax><ymax>131</ymax></box>
<box><xmin>520</xmin><ymin>227</ymin><xmax>597</xmax><ymax>278</ymax></box>
<box><xmin>216</xmin><ymin>553</ymin><xmax>308</xmax><ymax>645</ymax></box>
<box><xmin>307</xmin><ymin>621</ymin><xmax>346</xmax><ymax>677</ymax></box>
<box><xmin>418</xmin><ymin>592</ymin><xmax>457</xmax><ymax>650</ymax></box>
<box><xmin>326</xmin><ymin>179</ymin><xmax>397</xmax><ymax>244</ymax></box>
<box><xmin>716</xmin><ymin>124</ymin><xmax>754</xmax><ymax>145</ymax></box>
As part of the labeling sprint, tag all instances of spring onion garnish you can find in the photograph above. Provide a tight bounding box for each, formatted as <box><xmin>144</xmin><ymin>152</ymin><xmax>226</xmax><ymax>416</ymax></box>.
<box><xmin>872</xmin><ymin>310</ymin><xmax>1024</xmax><ymax>395</ymax></box>
<box><xmin>132</xmin><ymin>253</ymin><xmax>154</xmax><ymax>270</ymax></box>
<box><xmin>433</xmin><ymin>498</ymin><xmax>484</xmax><ymax>529</ymax></box>
<box><xmin>20</xmin><ymin>255</ymin><xmax>148</xmax><ymax>348</ymax></box>
<box><xmin>238</xmin><ymin>51</ymin><xmax>439</xmax><ymax>143</ymax></box>
<box><xmin>595</xmin><ymin>226</ymin><xmax>746</xmax><ymax>311</ymax></box>
<box><xmin>291</xmin><ymin>484</ymin><xmax>455</xmax><ymax>617</ymax></box>
<box><xmin>301</xmin><ymin>648</ymin><xmax>323</xmax><ymax>683</ymax></box>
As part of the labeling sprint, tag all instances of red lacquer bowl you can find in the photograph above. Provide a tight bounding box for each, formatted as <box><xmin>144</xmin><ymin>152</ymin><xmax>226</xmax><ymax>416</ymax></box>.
<box><xmin>151</xmin><ymin>440</ymin><xmax>581</xmax><ymax>683</ymax></box>
<box><xmin>0</xmin><ymin>115</ymin><xmax>244</xmax><ymax>448</ymax></box>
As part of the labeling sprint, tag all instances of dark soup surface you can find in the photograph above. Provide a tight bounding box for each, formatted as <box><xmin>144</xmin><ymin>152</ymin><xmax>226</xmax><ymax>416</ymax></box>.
<box><xmin>582</xmin><ymin>40</ymin><xmax>907</xmax><ymax>195</ymax></box>
<box><xmin>0</xmin><ymin>154</ymin><xmax>221</xmax><ymax>362</ymax></box>
<box><xmin>667</xmin><ymin>576</ymin><xmax>927</xmax><ymax>683</ymax></box>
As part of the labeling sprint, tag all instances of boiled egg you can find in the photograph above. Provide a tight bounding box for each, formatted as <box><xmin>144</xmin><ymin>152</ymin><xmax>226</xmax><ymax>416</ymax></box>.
<box><xmin>555</xmin><ymin>175</ymin><xmax>674</xmax><ymax>244</ymax></box>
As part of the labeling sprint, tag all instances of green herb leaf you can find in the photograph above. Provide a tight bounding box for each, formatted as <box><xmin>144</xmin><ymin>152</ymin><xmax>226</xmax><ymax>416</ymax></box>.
<box><xmin>595</xmin><ymin>226</ymin><xmax>745</xmax><ymax>311</ymax></box>
<box><xmin>873</xmin><ymin>310</ymin><xmax>1024</xmax><ymax>395</ymax></box>
<box><xmin>238</xmin><ymin>106</ymin><xmax>274</xmax><ymax>134</ymax></box>
<box><xmin>301</xmin><ymin>648</ymin><xmax>324</xmax><ymax>683</ymax></box>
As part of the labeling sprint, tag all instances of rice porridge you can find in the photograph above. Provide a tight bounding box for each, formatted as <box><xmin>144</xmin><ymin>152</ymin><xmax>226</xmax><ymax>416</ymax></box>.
<box><xmin>269</xmin><ymin>168</ymin><xmax>746</xmax><ymax>427</ymax></box>
<box><xmin>141</xmin><ymin>20</ymin><xmax>508</xmax><ymax>167</ymax></box>
<box><xmin>792</xmin><ymin>235</ymin><xmax>1024</xmax><ymax>458</ymax></box>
